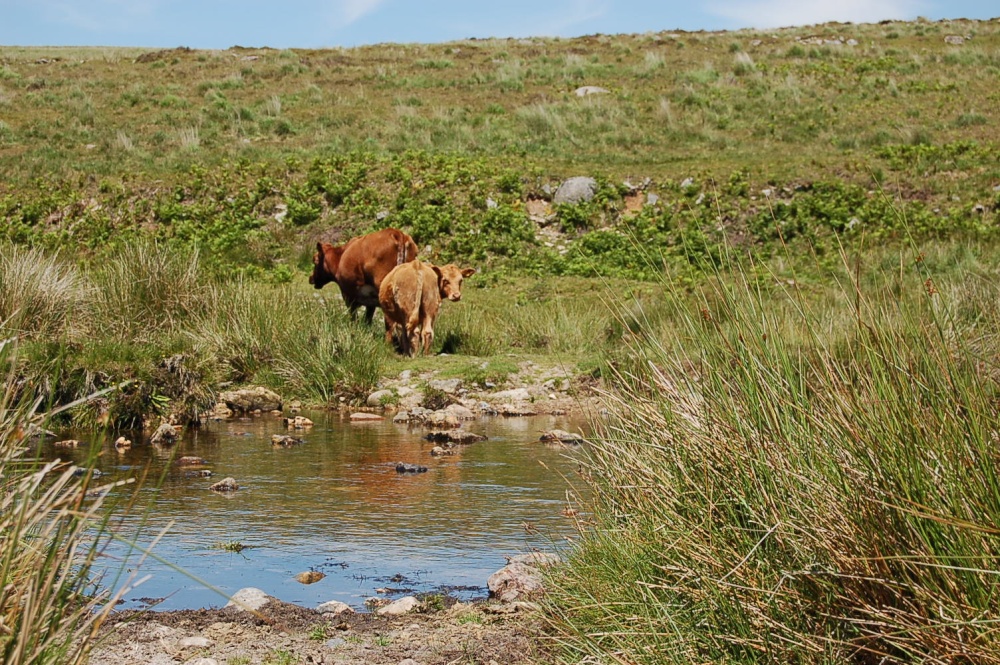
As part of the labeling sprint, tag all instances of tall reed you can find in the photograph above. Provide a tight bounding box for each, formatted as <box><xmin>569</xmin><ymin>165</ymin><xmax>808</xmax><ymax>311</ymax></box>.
<box><xmin>547</xmin><ymin>249</ymin><xmax>1000</xmax><ymax>662</ymax></box>
<box><xmin>0</xmin><ymin>338</ymin><xmax>127</xmax><ymax>664</ymax></box>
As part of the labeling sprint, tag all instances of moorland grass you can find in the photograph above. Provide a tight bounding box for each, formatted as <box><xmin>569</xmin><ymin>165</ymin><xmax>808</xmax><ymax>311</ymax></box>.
<box><xmin>545</xmin><ymin>241</ymin><xmax>1000</xmax><ymax>662</ymax></box>
<box><xmin>0</xmin><ymin>337</ymin><xmax>128</xmax><ymax>664</ymax></box>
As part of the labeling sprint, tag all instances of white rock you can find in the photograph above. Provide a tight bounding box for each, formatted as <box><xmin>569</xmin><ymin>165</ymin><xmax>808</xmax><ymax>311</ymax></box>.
<box><xmin>225</xmin><ymin>587</ymin><xmax>273</xmax><ymax>611</ymax></box>
<box><xmin>489</xmin><ymin>388</ymin><xmax>533</xmax><ymax>402</ymax></box>
<box><xmin>574</xmin><ymin>85</ymin><xmax>609</xmax><ymax>96</ymax></box>
<box><xmin>376</xmin><ymin>596</ymin><xmax>420</xmax><ymax>616</ymax></box>
<box><xmin>317</xmin><ymin>600</ymin><xmax>354</xmax><ymax>615</ymax></box>
<box><xmin>178</xmin><ymin>636</ymin><xmax>213</xmax><ymax>648</ymax></box>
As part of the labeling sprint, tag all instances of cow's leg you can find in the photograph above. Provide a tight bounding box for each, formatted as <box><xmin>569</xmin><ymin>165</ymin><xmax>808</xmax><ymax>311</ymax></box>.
<box><xmin>363</xmin><ymin>305</ymin><xmax>376</xmax><ymax>325</ymax></box>
<box><xmin>421</xmin><ymin>326</ymin><xmax>434</xmax><ymax>356</ymax></box>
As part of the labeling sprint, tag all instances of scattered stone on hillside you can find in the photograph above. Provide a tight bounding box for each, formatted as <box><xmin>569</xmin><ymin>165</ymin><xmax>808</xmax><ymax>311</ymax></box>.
<box><xmin>525</xmin><ymin>198</ymin><xmax>554</xmax><ymax>222</ymax></box>
<box><xmin>750</xmin><ymin>39</ymin><xmax>762</xmax><ymax>46</ymax></box>
<box><xmin>425</xmin><ymin>429</ymin><xmax>487</xmax><ymax>444</ymax></box>
<box><xmin>624</xmin><ymin>191</ymin><xmax>645</xmax><ymax>215</ymax></box>
<box><xmin>294</xmin><ymin>571</ymin><xmax>325</xmax><ymax>584</ymax></box>
<box><xmin>944</xmin><ymin>35</ymin><xmax>965</xmax><ymax>45</ymax></box>
<box><xmin>176</xmin><ymin>456</ymin><xmax>208</xmax><ymax>466</ymax></box>
<box><xmin>553</xmin><ymin>176</ymin><xmax>597</xmax><ymax>205</ymax></box>
<box><xmin>317</xmin><ymin>600</ymin><xmax>354</xmax><ymax>615</ymax></box>
<box><xmin>283</xmin><ymin>416</ymin><xmax>313</xmax><ymax>429</ymax></box>
<box><xmin>396</xmin><ymin>462</ymin><xmax>428</xmax><ymax>473</ymax></box>
<box><xmin>847</xmin><ymin>38</ymin><xmax>858</xmax><ymax>46</ymax></box>
<box><xmin>271</xmin><ymin>434</ymin><xmax>303</xmax><ymax>447</ymax></box>
<box><xmin>219</xmin><ymin>387</ymin><xmax>281</xmax><ymax>413</ymax></box>
<box><xmin>225</xmin><ymin>587</ymin><xmax>272</xmax><ymax>611</ymax></box>
<box><xmin>539</xmin><ymin>429</ymin><xmax>586</xmax><ymax>445</ymax></box>
<box><xmin>680</xmin><ymin>177</ymin><xmax>696</xmax><ymax>189</ymax></box>
<box><xmin>350</xmin><ymin>412</ymin><xmax>383</xmax><ymax>422</ymax></box>
<box><xmin>377</xmin><ymin>596</ymin><xmax>420</xmax><ymax>616</ymax></box>
<box><xmin>209</xmin><ymin>477</ymin><xmax>239</xmax><ymax>493</ymax></box>
<box><xmin>367</xmin><ymin>389</ymin><xmax>395</xmax><ymax>407</ymax></box>
<box><xmin>574</xmin><ymin>85</ymin><xmax>609</xmax><ymax>97</ymax></box>
<box><xmin>488</xmin><ymin>553</ymin><xmax>560</xmax><ymax>602</ymax></box>
<box><xmin>55</xmin><ymin>439</ymin><xmax>82</xmax><ymax>447</ymax></box>
<box><xmin>150</xmin><ymin>422</ymin><xmax>179</xmax><ymax>446</ymax></box>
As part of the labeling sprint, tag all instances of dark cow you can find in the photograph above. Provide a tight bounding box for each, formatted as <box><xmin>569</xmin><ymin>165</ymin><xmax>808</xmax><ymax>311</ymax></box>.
<box><xmin>379</xmin><ymin>260</ymin><xmax>476</xmax><ymax>357</ymax></box>
<box><xmin>310</xmin><ymin>228</ymin><xmax>418</xmax><ymax>324</ymax></box>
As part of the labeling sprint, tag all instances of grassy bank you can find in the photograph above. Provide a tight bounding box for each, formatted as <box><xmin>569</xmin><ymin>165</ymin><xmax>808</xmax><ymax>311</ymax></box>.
<box><xmin>545</xmin><ymin>240</ymin><xmax>1000</xmax><ymax>662</ymax></box>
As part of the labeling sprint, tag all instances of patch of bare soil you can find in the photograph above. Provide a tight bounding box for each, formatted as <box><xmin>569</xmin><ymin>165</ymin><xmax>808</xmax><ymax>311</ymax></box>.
<box><xmin>87</xmin><ymin>599</ymin><xmax>549</xmax><ymax>665</ymax></box>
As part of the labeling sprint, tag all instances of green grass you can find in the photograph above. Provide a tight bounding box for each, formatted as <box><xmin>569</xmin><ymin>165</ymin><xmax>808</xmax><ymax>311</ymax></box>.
<box><xmin>544</xmin><ymin>239</ymin><xmax>1000</xmax><ymax>662</ymax></box>
<box><xmin>0</xmin><ymin>337</ymin><xmax>127</xmax><ymax>664</ymax></box>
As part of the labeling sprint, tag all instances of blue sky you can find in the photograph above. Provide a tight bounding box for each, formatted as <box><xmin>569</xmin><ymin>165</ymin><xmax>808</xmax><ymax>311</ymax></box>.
<box><xmin>1</xmin><ymin>0</ymin><xmax>997</xmax><ymax>50</ymax></box>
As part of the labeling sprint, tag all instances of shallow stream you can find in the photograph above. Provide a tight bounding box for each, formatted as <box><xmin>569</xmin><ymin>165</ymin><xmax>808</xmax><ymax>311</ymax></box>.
<box><xmin>43</xmin><ymin>410</ymin><xmax>590</xmax><ymax>611</ymax></box>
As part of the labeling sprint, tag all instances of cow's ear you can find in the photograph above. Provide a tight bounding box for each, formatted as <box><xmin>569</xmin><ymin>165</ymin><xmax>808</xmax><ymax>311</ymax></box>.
<box><xmin>431</xmin><ymin>265</ymin><xmax>444</xmax><ymax>281</ymax></box>
<box><xmin>461</xmin><ymin>268</ymin><xmax>477</xmax><ymax>278</ymax></box>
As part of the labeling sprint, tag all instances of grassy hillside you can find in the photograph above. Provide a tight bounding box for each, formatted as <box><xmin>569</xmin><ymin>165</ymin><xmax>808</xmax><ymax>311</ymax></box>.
<box><xmin>1</xmin><ymin>17</ymin><xmax>998</xmax><ymax>281</ymax></box>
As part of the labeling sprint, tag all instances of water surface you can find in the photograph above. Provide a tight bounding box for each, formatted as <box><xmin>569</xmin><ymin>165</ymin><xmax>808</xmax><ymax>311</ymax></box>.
<box><xmin>46</xmin><ymin>410</ymin><xmax>589</xmax><ymax>611</ymax></box>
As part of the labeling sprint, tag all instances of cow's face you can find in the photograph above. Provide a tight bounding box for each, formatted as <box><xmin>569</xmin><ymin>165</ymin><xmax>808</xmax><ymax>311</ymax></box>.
<box><xmin>309</xmin><ymin>242</ymin><xmax>338</xmax><ymax>289</ymax></box>
<box><xmin>433</xmin><ymin>265</ymin><xmax>477</xmax><ymax>302</ymax></box>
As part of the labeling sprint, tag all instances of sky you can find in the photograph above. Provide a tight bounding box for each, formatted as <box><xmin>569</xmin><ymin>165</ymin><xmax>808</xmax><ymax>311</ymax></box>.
<box><xmin>1</xmin><ymin>0</ymin><xmax>997</xmax><ymax>50</ymax></box>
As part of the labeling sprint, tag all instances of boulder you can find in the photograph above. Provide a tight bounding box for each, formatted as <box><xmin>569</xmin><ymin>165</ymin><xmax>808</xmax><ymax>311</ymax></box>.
<box><xmin>396</xmin><ymin>462</ymin><xmax>428</xmax><ymax>474</ymax></box>
<box><xmin>54</xmin><ymin>439</ymin><xmax>82</xmax><ymax>448</ymax></box>
<box><xmin>539</xmin><ymin>429</ymin><xmax>586</xmax><ymax>445</ymax></box>
<box><xmin>294</xmin><ymin>571</ymin><xmax>325</xmax><ymax>584</ymax></box>
<box><xmin>350</xmin><ymin>412</ymin><xmax>383</xmax><ymax>422</ymax></box>
<box><xmin>430</xmin><ymin>445</ymin><xmax>455</xmax><ymax>456</ymax></box>
<box><xmin>209</xmin><ymin>477</ymin><xmax>239</xmax><ymax>493</ymax></box>
<box><xmin>427</xmin><ymin>378</ymin><xmax>463</xmax><ymax>393</ymax></box>
<box><xmin>574</xmin><ymin>86</ymin><xmax>609</xmax><ymax>97</ymax></box>
<box><xmin>553</xmin><ymin>176</ymin><xmax>597</xmax><ymax>205</ymax></box>
<box><xmin>210</xmin><ymin>402</ymin><xmax>233</xmax><ymax>419</ymax></box>
<box><xmin>317</xmin><ymin>600</ymin><xmax>354</xmax><ymax>615</ymax></box>
<box><xmin>271</xmin><ymin>434</ymin><xmax>303</xmax><ymax>447</ymax></box>
<box><xmin>283</xmin><ymin>416</ymin><xmax>313</xmax><ymax>429</ymax></box>
<box><xmin>444</xmin><ymin>404</ymin><xmax>476</xmax><ymax>420</ymax></box>
<box><xmin>392</xmin><ymin>411</ymin><xmax>412</xmax><ymax>424</ymax></box>
<box><xmin>113</xmin><ymin>436</ymin><xmax>132</xmax><ymax>450</ymax></box>
<box><xmin>376</xmin><ymin>596</ymin><xmax>420</xmax><ymax>616</ymax></box>
<box><xmin>424</xmin><ymin>411</ymin><xmax>460</xmax><ymax>429</ymax></box>
<box><xmin>425</xmin><ymin>430</ymin><xmax>487</xmax><ymax>444</ymax></box>
<box><xmin>175</xmin><ymin>456</ymin><xmax>208</xmax><ymax>466</ymax></box>
<box><xmin>219</xmin><ymin>387</ymin><xmax>282</xmax><ymax>413</ymax></box>
<box><xmin>498</xmin><ymin>403</ymin><xmax>537</xmax><ymax>417</ymax></box>
<box><xmin>367</xmin><ymin>389</ymin><xmax>395</xmax><ymax>407</ymax></box>
<box><xmin>488</xmin><ymin>553</ymin><xmax>560</xmax><ymax>602</ymax></box>
<box><xmin>150</xmin><ymin>422</ymin><xmax>179</xmax><ymax>446</ymax></box>
<box><xmin>225</xmin><ymin>587</ymin><xmax>273</xmax><ymax>611</ymax></box>
<box><xmin>489</xmin><ymin>388</ymin><xmax>533</xmax><ymax>402</ymax></box>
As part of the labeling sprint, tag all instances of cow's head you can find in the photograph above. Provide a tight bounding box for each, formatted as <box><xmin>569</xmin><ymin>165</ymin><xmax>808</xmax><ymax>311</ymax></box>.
<box><xmin>309</xmin><ymin>242</ymin><xmax>343</xmax><ymax>289</ymax></box>
<box><xmin>432</xmin><ymin>264</ymin><xmax>477</xmax><ymax>302</ymax></box>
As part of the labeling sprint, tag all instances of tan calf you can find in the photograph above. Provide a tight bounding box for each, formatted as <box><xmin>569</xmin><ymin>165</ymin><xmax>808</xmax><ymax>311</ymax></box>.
<box><xmin>379</xmin><ymin>261</ymin><xmax>476</xmax><ymax>356</ymax></box>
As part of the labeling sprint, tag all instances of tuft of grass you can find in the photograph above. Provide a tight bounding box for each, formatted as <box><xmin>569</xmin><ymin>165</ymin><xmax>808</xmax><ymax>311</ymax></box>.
<box><xmin>547</xmin><ymin>242</ymin><xmax>1000</xmax><ymax>662</ymax></box>
<box><xmin>0</xmin><ymin>243</ymin><xmax>90</xmax><ymax>340</ymax></box>
<box><xmin>0</xmin><ymin>336</ymin><xmax>130</xmax><ymax>664</ymax></box>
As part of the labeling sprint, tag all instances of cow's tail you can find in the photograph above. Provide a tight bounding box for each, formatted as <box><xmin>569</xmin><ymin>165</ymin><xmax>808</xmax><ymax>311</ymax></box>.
<box><xmin>397</xmin><ymin>235</ymin><xmax>417</xmax><ymax>266</ymax></box>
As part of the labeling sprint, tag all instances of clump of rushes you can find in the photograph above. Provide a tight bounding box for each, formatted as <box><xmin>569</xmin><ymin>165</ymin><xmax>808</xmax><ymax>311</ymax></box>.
<box><xmin>0</xmin><ymin>337</ymin><xmax>129</xmax><ymax>664</ymax></box>
<box><xmin>546</xmin><ymin>248</ymin><xmax>1000</xmax><ymax>663</ymax></box>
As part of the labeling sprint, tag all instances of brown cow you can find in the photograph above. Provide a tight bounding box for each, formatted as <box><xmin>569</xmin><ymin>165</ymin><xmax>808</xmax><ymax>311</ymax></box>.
<box><xmin>309</xmin><ymin>228</ymin><xmax>418</xmax><ymax>324</ymax></box>
<box><xmin>379</xmin><ymin>260</ymin><xmax>476</xmax><ymax>357</ymax></box>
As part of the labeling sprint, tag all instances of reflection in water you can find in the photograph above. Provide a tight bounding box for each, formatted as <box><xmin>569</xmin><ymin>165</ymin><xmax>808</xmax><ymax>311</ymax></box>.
<box><xmin>45</xmin><ymin>410</ymin><xmax>589</xmax><ymax>611</ymax></box>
